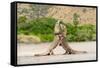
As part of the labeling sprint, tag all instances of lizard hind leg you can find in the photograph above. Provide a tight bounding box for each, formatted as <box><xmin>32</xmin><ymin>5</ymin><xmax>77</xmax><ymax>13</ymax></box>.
<box><xmin>49</xmin><ymin>51</ymin><xmax>54</xmax><ymax>55</ymax></box>
<box><xmin>63</xmin><ymin>49</ymin><xmax>87</xmax><ymax>55</ymax></box>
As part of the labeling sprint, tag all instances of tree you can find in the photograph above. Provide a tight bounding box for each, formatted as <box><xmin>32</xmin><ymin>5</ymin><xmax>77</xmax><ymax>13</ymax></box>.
<box><xmin>73</xmin><ymin>13</ymin><xmax>80</xmax><ymax>41</ymax></box>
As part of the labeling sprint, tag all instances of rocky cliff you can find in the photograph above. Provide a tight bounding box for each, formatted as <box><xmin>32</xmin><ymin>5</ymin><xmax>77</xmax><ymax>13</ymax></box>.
<box><xmin>17</xmin><ymin>3</ymin><xmax>96</xmax><ymax>24</ymax></box>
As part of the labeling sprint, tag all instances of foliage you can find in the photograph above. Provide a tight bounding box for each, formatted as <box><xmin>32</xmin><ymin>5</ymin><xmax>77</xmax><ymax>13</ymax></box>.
<box><xmin>66</xmin><ymin>23</ymin><xmax>96</xmax><ymax>42</ymax></box>
<box><xmin>17</xmin><ymin>17</ymin><xmax>96</xmax><ymax>42</ymax></box>
<box><xmin>18</xmin><ymin>17</ymin><xmax>56</xmax><ymax>42</ymax></box>
<box><xmin>18</xmin><ymin>16</ymin><xmax>27</xmax><ymax>24</ymax></box>
<box><xmin>73</xmin><ymin>13</ymin><xmax>80</xmax><ymax>26</ymax></box>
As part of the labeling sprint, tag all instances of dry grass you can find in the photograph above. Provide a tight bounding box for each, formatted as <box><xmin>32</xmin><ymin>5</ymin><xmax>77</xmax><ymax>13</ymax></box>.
<box><xmin>17</xmin><ymin>34</ymin><xmax>41</xmax><ymax>44</ymax></box>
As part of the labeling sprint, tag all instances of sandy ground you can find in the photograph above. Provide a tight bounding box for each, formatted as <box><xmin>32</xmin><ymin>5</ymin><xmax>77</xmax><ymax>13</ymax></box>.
<box><xmin>17</xmin><ymin>41</ymin><xmax>97</xmax><ymax>65</ymax></box>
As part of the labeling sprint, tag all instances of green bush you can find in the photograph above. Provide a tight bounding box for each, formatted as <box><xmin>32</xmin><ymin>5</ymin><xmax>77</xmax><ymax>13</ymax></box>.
<box><xmin>66</xmin><ymin>23</ymin><xmax>96</xmax><ymax>42</ymax></box>
<box><xmin>37</xmin><ymin>34</ymin><xmax>54</xmax><ymax>42</ymax></box>
<box><xmin>18</xmin><ymin>17</ymin><xmax>56</xmax><ymax>42</ymax></box>
<box><xmin>17</xmin><ymin>17</ymin><xmax>96</xmax><ymax>42</ymax></box>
